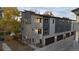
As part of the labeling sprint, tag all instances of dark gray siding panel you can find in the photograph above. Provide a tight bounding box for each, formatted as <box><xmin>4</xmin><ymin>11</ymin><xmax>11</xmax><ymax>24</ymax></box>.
<box><xmin>55</xmin><ymin>19</ymin><xmax>71</xmax><ymax>33</ymax></box>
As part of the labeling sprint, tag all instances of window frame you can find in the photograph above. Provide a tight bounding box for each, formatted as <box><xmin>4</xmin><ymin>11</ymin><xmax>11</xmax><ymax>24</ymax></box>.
<box><xmin>45</xmin><ymin>37</ymin><xmax>55</xmax><ymax>45</ymax></box>
<box><xmin>66</xmin><ymin>33</ymin><xmax>70</xmax><ymax>38</ymax></box>
<box><xmin>52</xmin><ymin>19</ymin><xmax>54</xmax><ymax>24</ymax></box>
<box><xmin>57</xmin><ymin>34</ymin><xmax>63</xmax><ymax>41</ymax></box>
<box><xmin>44</xmin><ymin>18</ymin><xmax>49</xmax><ymax>23</ymax></box>
<box><xmin>38</xmin><ymin>29</ymin><xmax>42</xmax><ymax>34</ymax></box>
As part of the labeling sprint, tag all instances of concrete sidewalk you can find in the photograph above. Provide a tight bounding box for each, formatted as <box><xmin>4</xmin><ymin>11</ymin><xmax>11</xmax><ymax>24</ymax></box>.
<box><xmin>68</xmin><ymin>41</ymin><xmax>79</xmax><ymax>51</ymax></box>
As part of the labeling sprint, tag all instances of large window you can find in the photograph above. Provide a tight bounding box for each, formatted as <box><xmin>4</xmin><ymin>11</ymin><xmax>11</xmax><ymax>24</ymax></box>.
<box><xmin>44</xmin><ymin>18</ymin><xmax>49</xmax><ymax>23</ymax></box>
<box><xmin>66</xmin><ymin>33</ymin><xmax>70</xmax><ymax>38</ymax></box>
<box><xmin>45</xmin><ymin>37</ymin><xmax>55</xmax><ymax>45</ymax></box>
<box><xmin>35</xmin><ymin>18</ymin><xmax>41</xmax><ymax>23</ymax></box>
<box><xmin>43</xmin><ymin>29</ymin><xmax>49</xmax><ymax>35</ymax></box>
<box><xmin>57</xmin><ymin>34</ymin><xmax>63</xmax><ymax>41</ymax></box>
<box><xmin>35</xmin><ymin>29</ymin><xmax>42</xmax><ymax>34</ymax></box>
<box><xmin>38</xmin><ymin>29</ymin><xmax>41</xmax><ymax>34</ymax></box>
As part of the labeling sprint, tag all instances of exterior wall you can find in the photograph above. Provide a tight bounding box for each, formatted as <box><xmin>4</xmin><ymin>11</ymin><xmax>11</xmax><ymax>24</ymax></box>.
<box><xmin>55</xmin><ymin>19</ymin><xmax>71</xmax><ymax>33</ymax></box>
<box><xmin>21</xmin><ymin>11</ymin><xmax>32</xmax><ymax>41</ymax></box>
<box><xmin>49</xmin><ymin>18</ymin><xmax>55</xmax><ymax>35</ymax></box>
<box><xmin>25</xmin><ymin>24</ymin><xmax>32</xmax><ymax>39</ymax></box>
<box><xmin>72</xmin><ymin>21</ymin><xmax>79</xmax><ymax>31</ymax></box>
<box><xmin>72</xmin><ymin>9</ymin><xmax>79</xmax><ymax>43</ymax></box>
<box><xmin>31</xmin><ymin>15</ymin><xmax>43</xmax><ymax>44</ymax></box>
<box><xmin>75</xmin><ymin>15</ymin><xmax>79</xmax><ymax>42</ymax></box>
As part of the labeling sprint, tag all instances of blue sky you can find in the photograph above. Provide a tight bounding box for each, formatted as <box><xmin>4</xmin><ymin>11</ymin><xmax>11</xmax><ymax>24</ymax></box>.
<box><xmin>18</xmin><ymin>7</ymin><xmax>77</xmax><ymax>20</ymax></box>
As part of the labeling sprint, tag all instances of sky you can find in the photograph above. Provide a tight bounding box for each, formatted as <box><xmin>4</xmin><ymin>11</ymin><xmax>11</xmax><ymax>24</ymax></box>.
<box><xmin>18</xmin><ymin>7</ymin><xmax>77</xmax><ymax>20</ymax></box>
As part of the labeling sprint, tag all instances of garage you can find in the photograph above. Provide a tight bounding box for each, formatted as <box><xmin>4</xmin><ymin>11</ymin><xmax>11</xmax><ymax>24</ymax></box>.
<box><xmin>45</xmin><ymin>37</ymin><xmax>55</xmax><ymax>45</ymax></box>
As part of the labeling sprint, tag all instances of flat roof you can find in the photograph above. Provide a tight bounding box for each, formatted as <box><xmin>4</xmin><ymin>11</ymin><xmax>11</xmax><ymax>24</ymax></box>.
<box><xmin>22</xmin><ymin>10</ymin><xmax>75</xmax><ymax>21</ymax></box>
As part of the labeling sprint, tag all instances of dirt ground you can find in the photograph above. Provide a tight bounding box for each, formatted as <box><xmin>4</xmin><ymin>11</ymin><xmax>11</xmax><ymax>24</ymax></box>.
<box><xmin>4</xmin><ymin>36</ymin><xmax>33</xmax><ymax>51</ymax></box>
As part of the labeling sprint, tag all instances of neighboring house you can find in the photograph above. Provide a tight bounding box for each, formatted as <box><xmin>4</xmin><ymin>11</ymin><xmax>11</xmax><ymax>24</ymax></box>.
<box><xmin>21</xmin><ymin>10</ymin><xmax>76</xmax><ymax>50</ymax></box>
<box><xmin>72</xmin><ymin>8</ymin><xmax>79</xmax><ymax>43</ymax></box>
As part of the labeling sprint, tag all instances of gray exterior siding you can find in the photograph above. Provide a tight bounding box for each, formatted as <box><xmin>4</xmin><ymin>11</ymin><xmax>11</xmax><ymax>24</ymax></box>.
<box><xmin>55</xmin><ymin>19</ymin><xmax>71</xmax><ymax>33</ymax></box>
<box><xmin>21</xmin><ymin>11</ymin><xmax>32</xmax><ymax>40</ymax></box>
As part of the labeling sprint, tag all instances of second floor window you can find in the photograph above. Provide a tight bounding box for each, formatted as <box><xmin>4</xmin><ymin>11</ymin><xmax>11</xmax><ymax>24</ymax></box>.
<box><xmin>43</xmin><ymin>29</ymin><xmax>49</xmax><ymax>35</ymax></box>
<box><xmin>44</xmin><ymin>19</ymin><xmax>49</xmax><ymax>23</ymax></box>
<box><xmin>35</xmin><ymin>18</ymin><xmax>41</xmax><ymax>23</ymax></box>
<box><xmin>38</xmin><ymin>29</ymin><xmax>41</xmax><ymax>34</ymax></box>
<box><xmin>34</xmin><ymin>29</ymin><xmax>42</xmax><ymax>34</ymax></box>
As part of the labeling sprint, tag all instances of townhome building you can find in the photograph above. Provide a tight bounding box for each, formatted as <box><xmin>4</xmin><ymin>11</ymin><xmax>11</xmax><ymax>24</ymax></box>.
<box><xmin>21</xmin><ymin>10</ymin><xmax>76</xmax><ymax>50</ymax></box>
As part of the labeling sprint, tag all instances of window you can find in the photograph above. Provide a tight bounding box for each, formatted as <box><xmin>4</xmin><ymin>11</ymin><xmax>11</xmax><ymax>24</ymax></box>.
<box><xmin>53</xmin><ymin>19</ymin><xmax>54</xmax><ymax>24</ymax></box>
<box><xmin>64</xmin><ymin>20</ymin><xmax>68</xmax><ymax>23</ymax></box>
<box><xmin>44</xmin><ymin>19</ymin><xmax>49</xmax><ymax>23</ymax></box>
<box><xmin>35</xmin><ymin>29</ymin><xmax>38</xmax><ymax>33</ymax></box>
<box><xmin>39</xmin><ymin>18</ymin><xmax>41</xmax><ymax>23</ymax></box>
<box><xmin>66</xmin><ymin>33</ymin><xmax>70</xmax><ymax>38</ymax></box>
<box><xmin>57</xmin><ymin>35</ymin><xmax>63</xmax><ymax>41</ymax></box>
<box><xmin>43</xmin><ymin>29</ymin><xmax>49</xmax><ymax>35</ymax></box>
<box><xmin>44</xmin><ymin>29</ymin><xmax>48</xmax><ymax>32</ymax></box>
<box><xmin>38</xmin><ymin>29</ymin><xmax>41</xmax><ymax>34</ymax></box>
<box><xmin>35</xmin><ymin>29</ymin><xmax>42</xmax><ymax>34</ymax></box>
<box><xmin>35</xmin><ymin>18</ymin><xmax>41</xmax><ymax>23</ymax></box>
<box><xmin>45</xmin><ymin>37</ymin><xmax>55</xmax><ymax>45</ymax></box>
<box><xmin>25</xmin><ymin>19</ymin><xmax>31</xmax><ymax>24</ymax></box>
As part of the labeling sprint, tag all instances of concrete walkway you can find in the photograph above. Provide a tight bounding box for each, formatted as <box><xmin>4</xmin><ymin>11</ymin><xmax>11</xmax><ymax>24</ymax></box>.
<box><xmin>68</xmin><ymin>41</ymin><xmax>79</xmax><ymax>51</ymax></box>
<box><xmin>30</xmin><ymin>40</ymin><xmax>79</xmax><ymax>51</ymax></box>
<box><xmin>2</xmin><ymin>43</ymin><xmax>11</xmax><ymax>51</ymax></box>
